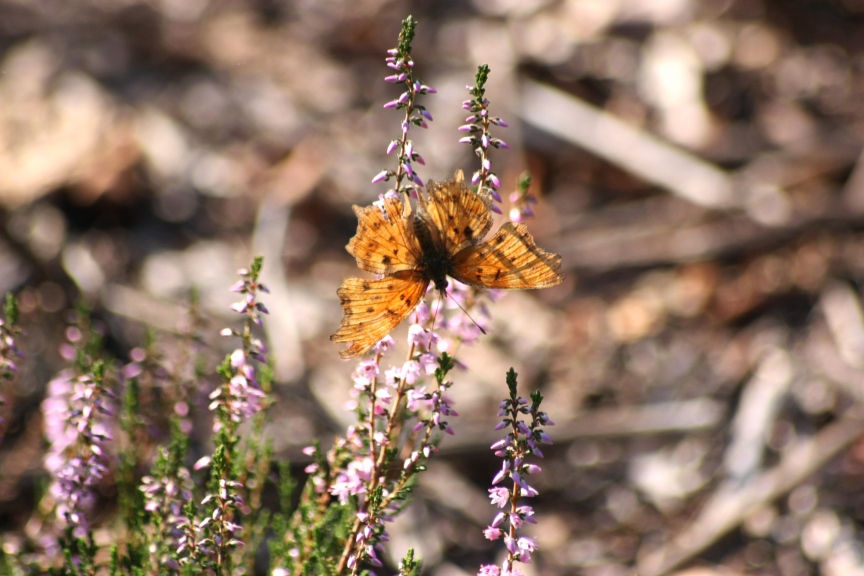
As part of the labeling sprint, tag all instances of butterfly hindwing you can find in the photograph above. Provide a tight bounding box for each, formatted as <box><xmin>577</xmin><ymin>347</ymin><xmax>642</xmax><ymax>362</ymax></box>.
<box><xmin>347</xmin><ymin>197</ymin><xmax>422</xmax><ymax>275</ymax></box>
<box><xmin>330</xmin><ymin>270</ymin><xmax>430</xmax><ymax>359</ymax></box>
<box><xmin>420</xmin><ymin>176</ymin><xmax>493</xmax><ymax>256</ymax></box>
<box><xmin>450</xmin><ymin>222</ymin><xmax>563</xmax><ymax>289</ymax></box>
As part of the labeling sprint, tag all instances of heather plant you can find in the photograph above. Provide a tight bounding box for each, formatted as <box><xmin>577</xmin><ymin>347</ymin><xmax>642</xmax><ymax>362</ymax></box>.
<box><xmin>0</xmin><ymin>15</ymin><xmax>553</xmax><ymax>576</ymax></box>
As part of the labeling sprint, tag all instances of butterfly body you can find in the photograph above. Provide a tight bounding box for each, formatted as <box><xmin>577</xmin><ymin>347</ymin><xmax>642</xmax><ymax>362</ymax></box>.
<box><xmin>331</xmin><ymin>173</ymin><xmax>563</xmax><ymax>359</ymax></box>
<box><xmin>412</xmin><ymin>213</ymin><xmax>451</xmax><ymax>293</ymax></box>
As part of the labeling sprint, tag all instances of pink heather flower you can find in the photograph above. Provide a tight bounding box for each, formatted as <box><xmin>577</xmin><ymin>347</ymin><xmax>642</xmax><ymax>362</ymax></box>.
<box><xmin>230</xmin><ymin>349</ymin><xmax>245</xmax><ymax>368</ymax></box>
<box><xmin>483</xmin><ymin>527</ymin><xmax>502</xmax><ymax>541</ymax></box>
<box><xmin>516</xmin><ymin>537</ymin><xmax>538</xmax><ymax>562</ymax></box>
<box><xmin>384</xmin><ymin>366</ymin><xmax>403</xmax><ymax>387</ymax></box>
<box><xmin>489</xmin><ymin>487</ymin><xmax>509</xmax><ymax>507</ymax></box>
<box><xmin>411</xmin><ymin>301</ymin><xmax>431</xmax><ymax>325</ymax></box>
<box><xmin>418</xmin><ymin>353</ymin><xmax>437</xmax><ymax>375</ymax></box>
<box><xmin>330</xmin><ymin>456</ymin><xmax>374</xmax><ymax>504</ymax></box>
<box><xmin>510</xmin><ymin>514</ymin><xmax>524</xmax><ymax>530</ymax></box>
<box><xmin>517</xmin><ymin>505</ymin><xmax>537</xmax><ymax>523</ymax></box>
<box><xmin>491</xmin><ymin>511</ymin><xmax>506</xmax><ymax>528</ymax></box>
<box><xmin>405</xmin><ymin>387</ymin><xmax>427</xmax><ymax>411</ymax></box>
<box><xmin>353</xmin><ymin>360</ymin><xmax>379</xmax><ymax>389</ymax></box>
<box><xmin>520</xmin><ymin>485</ymin><xmax>539</xmax><ymax>498</ymax></box>
<box><xmin>492</xmin><ymin>463</ymin><xmax>508</xmax><ymax>486</ymax></box>
<box><xmin>400</xmin><ymin>360</ymin><xmax>421</xmax><ymax>385</ymax></box>
<box><xmin>408</xmin><ymin>324</ymin><xmax>435</xmax><ymax>350</ymax></box>
<box><xmin>374</xmin><ymin>386</ymin><xmax>392</xmax><ymax>404</ymax></box>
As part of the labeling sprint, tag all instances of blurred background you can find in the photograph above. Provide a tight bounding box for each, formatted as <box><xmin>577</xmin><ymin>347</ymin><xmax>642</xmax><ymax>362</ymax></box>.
<box><xmin>2</xmin><ymin>0</ymin><xmax>864</xmax><ymax>574</ymax></box>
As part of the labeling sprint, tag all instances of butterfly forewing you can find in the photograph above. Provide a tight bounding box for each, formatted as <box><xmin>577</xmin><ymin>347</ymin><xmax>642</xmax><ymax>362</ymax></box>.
<box><xmin>451</xmin><ymin>222</ymin><xmax>563</xmax><ymax>289</ymax></box>
<box><xmin>420</xmin><ymin>178</ymin><xmax>493</xmax><ymax>256</ymax></box>
<box><xmin>348</xmin><ymin>197</ymin><xmax>422</xmax><ymax>275</ymax></box>
<box><xmin>330</xmin><ymin>271</ymin><xmax>430</xmax><ymax>359</ymax></box>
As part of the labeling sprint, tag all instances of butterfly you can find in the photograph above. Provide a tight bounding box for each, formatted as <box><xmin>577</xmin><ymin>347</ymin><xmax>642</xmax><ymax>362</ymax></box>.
<box><xmin>331</xmin><ymin>172</ymin><xmax>564</xmax><ymax>359</ymax></box>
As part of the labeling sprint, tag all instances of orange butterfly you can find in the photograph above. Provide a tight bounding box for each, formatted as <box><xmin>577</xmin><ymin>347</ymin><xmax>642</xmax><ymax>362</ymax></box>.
<box><xmin>331</xmin><ymin>172</ymin><xmax>563</xmax><ymax>359</ymax></box>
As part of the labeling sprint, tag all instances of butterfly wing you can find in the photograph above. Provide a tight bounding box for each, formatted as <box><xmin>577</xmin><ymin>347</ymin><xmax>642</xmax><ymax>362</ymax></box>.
<box><xmin>450</xmin><ymin>222</ymin><xmax>563</xmax><ymax>289</ymax></box>
<box><xmin>330</xmin><ymin>270</ymin><xmax>430</xmax><ymax>359</ymax></box>
<box><xmin>348</xmin><ymin>197</ymin><xmax>422</xmax><ymax>275</ymax></box>
<box><xmin>419</xmin><ymin>175</ymin><xmax>494</xmax><ymax>255</ymax></box>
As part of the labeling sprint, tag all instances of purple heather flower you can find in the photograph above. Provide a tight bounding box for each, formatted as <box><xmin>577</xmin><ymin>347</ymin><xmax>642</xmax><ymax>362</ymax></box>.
<box><xmin>43</xmin><ymin>367</ymin><xmax>114</xmax><ymax>535</ymax></box>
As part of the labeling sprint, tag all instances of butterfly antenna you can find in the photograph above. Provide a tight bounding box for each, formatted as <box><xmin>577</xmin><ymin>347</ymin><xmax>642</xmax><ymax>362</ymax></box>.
<box><xmin>443</xmin><ymin>288</ymin><xmax>487</xmax><ymax>335</ymax></box>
